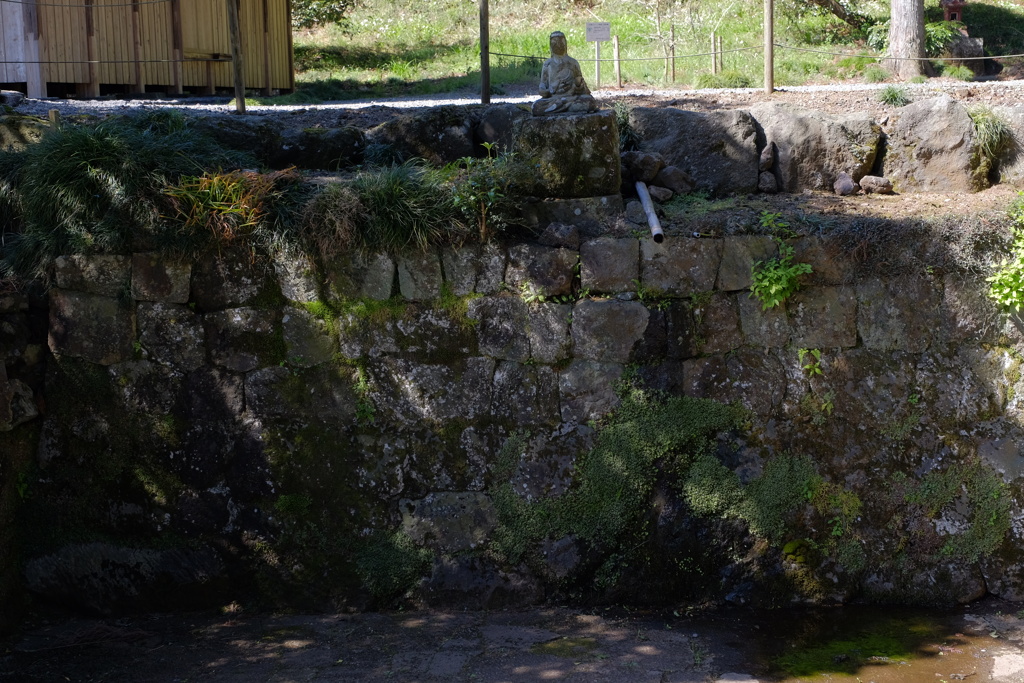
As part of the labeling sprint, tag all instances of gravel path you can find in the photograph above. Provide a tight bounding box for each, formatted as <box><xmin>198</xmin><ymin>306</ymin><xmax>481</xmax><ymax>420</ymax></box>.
<box><xmin>11</xmin><ymin>77</ymin><xmax>1024</xmax><ymax>130</ymax></box>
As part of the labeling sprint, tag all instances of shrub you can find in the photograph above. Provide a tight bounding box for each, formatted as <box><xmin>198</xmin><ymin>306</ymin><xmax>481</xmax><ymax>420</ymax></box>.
<box><xmin>863</xmin><ymin>65</ymin><xmax>890</xmax><ymax>83</ymax></box>
<box><xmin>442</xmin><ymin>145</ymin><xmax>531</xmax><ymax>242</ymax></box>
<box><xmin>878</xmin><ymin>84</ymin><xmax>911</xmax><ymax>107</ymax></box>
<box><xmin>987</xmin><ymin>193</ymin><xmax>1024</xmax><ymax>311</ymax></box>
<box><xmin>694</xmin><ymin>70</ymin><xmax>753</xmax><ymax>89</ymax></box>
<box><xmin>750</xmin><ymin>239</ymin><xmax>813</xmax><ymax>310</ymax></box>
<box><xmin>942</xmin><ymin>63</ymin><xmax>974</xmax><ymax>81</ymax></box>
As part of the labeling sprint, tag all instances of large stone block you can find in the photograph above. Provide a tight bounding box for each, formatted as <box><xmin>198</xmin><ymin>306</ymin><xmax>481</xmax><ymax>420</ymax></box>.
<box><xmin>368</xmin><ymin>106</ymin><xmax>476</xmax><ymax>165</ymax></box>
<box><xmin>368</xmin><ymin>356</ymin><xmax>495</xmax><ymax>427</ymax></box>
<box><xmin>138</xmin><ymin>302</ymin><xmax>205</xmax><ymax>371</ymax></box>
<box><xmin>180</xmin><ymin>367</ymin><xmax>244</xmax><ymax>421</ymax></box>
<box><xmin>54</xmin><ymin>255</ymin><xmax>130</xmax><ymax>297</ymax></box>
<box><xmin>682</xmin><ymin>349</ymin><xmax>786</xmax><ymax>417</ymax></box>
<box><xmin>401</xmin><ymin>493</ymin><xmax>497</xmax><ymax>552</ymax></box>
<box><xmin>641</xmin><ymin>238</ymin><xmax>723</xmax><ymax>297</ymax></box>
<box><xmin>716</xmin><ymin>236</ymin><xmax>776</xmax><ymax>292</ymax></box>
<box><xmin>748</xmin><ymin>103</ymin><xmax>882</xmax><ymax>192</ymax></box>
<box><xmin>506</xmin><ymin>244</ymin><xmax>577</xmax><ymax>298</ymax></box>
<box><xmin>326</xmin><ymin>251</ymin><xmax>395</xmax><ymax>301</ymax></box>
<box><xmin>442</xmin><ymin>243</ymin><xmax>506</xmax><ymax>296</ymax></box>
<box><xmin>857</xmin><ymin>277</ymin><xmax>942</xmax><ymax>352</ymax></box>
<box><xmin>190</xmin><ymin>248</ymin><xmax>277</xmax><ymax>311</ymax></box>
<box><xmin>107</xmin><ymin>360</ymin><xmax>181</xmax><ymax>415</ymax></box>
<box><xmin>527</xmin><ymin>303</ymin><xmax>571</xmax><ymax>364</ymax></box>
<box><xmin>558</xmin><ymin>360</ymin><xmax>623</xmax><ymax>423</ymax></box>
<box><xmin>245</xmin><ymin>364</ymin><xmax>356</xmax><ymax>422</ymax></box>
<box><xmin>513</xmin><ymin>110</ymin><xmax>621</xmax><ymax>198</ymax></box>
<box><xmin>580</xmin><ymin>237</ymin><xmax>639</xmax><ymax>294</ymax></box>
<box><xmin>203</xmin><ymin>307</ymin><xmax>281</xmax><ymax>372</ymax></box>
<box><xmin>882</xmin><ymin>96</ymin><xmax>986</xmax><ymax>192</ymax></box>
<box><xmin>468</xmin><ymin>296</ymin><xmax>530</xmax><ymax>362</ymax></box>
<box><xmin>131</xmin><ymin>253</ymin><xmax>191</xmax><ymax>304</ymax></box>
<box><xmin>737</xmin><ymin>294</ymin><xmax>791</xmax><ymax>347</ymax></box>
<box><xmin>282</xmin><ymin>306</ymin><xmax>335</xmax><ymax>367</ymax></box>
<box><xmin>491</xmin><ymin>361</ymin><xmax>560</xmax><ymax>426</ymax></box>
<box><xmin>398</xmin><ymin>251</ymin><xmax>443</xmax><ymax>301</ymax></box>
<box><xmin>273</xmin><ymin>252</ymin><xmax>319</xmax><ymax>304</ymax></box>
<box><xmin>48</xmin><ymin>289</ymin><xmax>135</xmax><ymax>365</ymax></box>
<box><xmin>693</xmin><ymin>292</ymin><xmax>742</xmax><ymax>355</ymax></box>
<box><xmin>629</xmin><ymin>107</ymin><xmax>758</xmax><ymax>196</ymax></box>
<box><xmin>789</xmin><ymin>286</ymin><xmax>857</xmax><ymax>349</ymax></box>
<box><xmin>571</xmin><ymin>300</ymin><xmax>649</xmax><ymax>363</ymax></box>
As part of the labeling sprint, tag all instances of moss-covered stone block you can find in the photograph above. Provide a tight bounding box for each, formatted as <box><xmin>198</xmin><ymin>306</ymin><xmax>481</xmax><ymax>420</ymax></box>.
<box><xmin>514</xmin><ymin>110</ymin><xmax>620</xmax><ymax>198</ymax></box>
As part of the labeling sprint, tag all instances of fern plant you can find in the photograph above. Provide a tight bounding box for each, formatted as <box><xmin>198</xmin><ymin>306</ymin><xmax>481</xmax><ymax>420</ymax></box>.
<box><xmin>987</xmin><ymin>193</ymin><xmax>1024</xmax><ymax>311</ymax></box>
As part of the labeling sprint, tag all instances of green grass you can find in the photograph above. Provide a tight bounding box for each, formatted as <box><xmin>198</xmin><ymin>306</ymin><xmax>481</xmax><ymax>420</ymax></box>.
<box><xmin>275</xmin><ymin>0</ymin><xmax>1024</xmax><ymax>103</ymax></box>
<box><xmin>878</xmin><ymin>84</ymin><xmax>911</xmax><ymax>106</ymax></box>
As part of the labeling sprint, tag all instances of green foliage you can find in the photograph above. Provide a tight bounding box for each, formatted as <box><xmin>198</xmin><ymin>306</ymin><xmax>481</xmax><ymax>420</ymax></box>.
<box><xmin>0</xmin><ymin>114</ymin><xmax>252</xmax><ymax>281</ymax></box>
<box><xmin>613</xmin><ymin>101</ymin><xmax>640</xmax><ymax>152</ymax></box>
<box><xmin>987</xmin><ymin>193</ymin><xmax>1024</xmax><ymax>311</ymax></box>
<box><xmin>925</xmin><ymin>20</ymin><xmax>966</xmax><ymax>57</ymax></box>
<box><xmin>969</xmin><ymin>105</ymin><xmax>1014</xmax><ymax>166</ymax></box>
<box><xmin>942</xmin><ymin>63</ymin><xmax>975</xmax><ymax>81</ymax></box>
<box><xmin>750</xmin><ymin>239</ymin><xmax>813</xmax><ymax>311</ymax></box>
<box><xmin>350</xmin><ymin>161</ymin><xmax>467</xmax><ymax>253</ymax></box>
<box><xmin>798</xmin><ymin>348</ymin><xmax>823</xmax><ymax>376</ymax></box>
<box><xmin>877</xmin><ymin>84</ymin><xmax>911</xmax><ymax>107</ymax></box>
<box><xmin>443</xmin><ymin>145</ymin><xmax>531</xmax><ymax>241</ymax></box>
<box><xmin>292</xmin><ymin>0</ymin><xmax>352</xmax><ymax>29</ymax></box>
<box><xmin>741</xmin><ymin>455</ymin><xmax>818</xmax><ymax>542</ymax></box>
<box><xmin>863</xmin><ymin>65</ymin><xmax>890</xmax><ymax>83</ymax></box>
<box><xmin>693</xmin><ymin>70</ymin><xmax>754</xmax><ymax>89</ymax></box>
<box><xmin>354</xmin><ymin>530</ymin><xmax>433</xmax><ymax>601</ymax></box>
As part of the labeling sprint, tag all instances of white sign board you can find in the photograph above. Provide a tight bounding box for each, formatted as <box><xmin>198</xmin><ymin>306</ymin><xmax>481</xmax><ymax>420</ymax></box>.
<box><xmin>586</xmin><ymin>22</ymin><xmax>611</xmax><ymax>42</ymax></box>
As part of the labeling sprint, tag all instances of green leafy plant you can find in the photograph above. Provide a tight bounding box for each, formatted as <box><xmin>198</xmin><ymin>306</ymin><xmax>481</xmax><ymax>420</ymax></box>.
<box><xmin>444</xmin><ymin>143</ymin><xmax>530</xmax><ymax>241</ymax></box>
<box><xmin>942</xmin><ymin>63</ymin><xmax>975</xmax><ymax>81</ymax></box>
<box><xmin>987</xmin><ymin>193</ymin><xmax>1024</xmax><ymax>311</ymax></box>
<box><xmin>750</xmin><ymin>240</ymin><xmax>813</xmax><ymax>311</ymax></box>
<box><xmin>878</xmin><ymin>84</ymin><xmax>911</xmax><ymax>107</ymax></box>
<box><xmin>863</xmin><ymin>65</ymin><xmax>890</xmax><ymax>83</ymax></box>
<box><xmin>798</xmin><ymin>348</ymin><xmax>823</xmax><ymax>376</ymax></box>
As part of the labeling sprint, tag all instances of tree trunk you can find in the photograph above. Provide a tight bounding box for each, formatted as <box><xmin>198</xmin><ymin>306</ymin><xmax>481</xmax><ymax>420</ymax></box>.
<box><xmin>885</xmin><ymin>0</ymin><xmax>926</xmax><ymax>79</ymax></box>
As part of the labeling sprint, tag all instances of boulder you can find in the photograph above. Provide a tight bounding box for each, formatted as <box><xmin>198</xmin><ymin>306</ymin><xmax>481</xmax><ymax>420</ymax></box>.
<box><xmin>505</xmin><ymin>243</ymin><xmax>576</xmax><ymax>298</ymax></box>
<box><xmin>368</xmin><ymin>106</ymin><xmax>476</xmax><ymax>165</ymax></box>
<box><xmin>859</xmin><ymin>175</ymin><xmax>894</xmax><ymax>194</ymax></box>
<box><xmin>270</xmin><ymin>126</ymin><xmax>364</xmax><ymax>170</ymax></box>
<box><xmin>833</xmin><ymin>172</ymin><xmax>859</xmax><ymax>196</ymax></box>
<box><xmin>0</xmin><ymin>91</ymin><xmax>25</xmax><ymax>107</ymax></box>
<box><xmin>647</xmin><ymin>185</ymin><xmax>673</xmax><ymax>203</ymax></box>
<box><xmin>513</xmin><ymin>110</ymin><xmax>621</xmax><ymax>198</ymax></box>
<box><xmin>24</xmin><ymin>543</ymin><xmax>225</xmax><ymax>614</ymax></box>
<box><xmin>748</xmin><ymin>103</ymin><xmax>881</xmax><ymax>193</ymax></box>
<box><xmin>401</xmin><ymin>493</ymin><xmax>497</xmax><ymax>552</ymax></box>
<box><xmin>629</xmin><ymin>108</ymin><xmax>758</xmax><ymax>196</ymax></box>
<box><xmin>475</xmin><ymin>104</ymin><xmax>529</xmax><ymax>155</ymax></box>
<box><xmin>994</xmin><ymin>105</ymin><xmax>1024</xmax><ymax>185</ymax></box>
<box><xmin>0</xmin><ymin>115</ymin><xmax>48</xmax><ymax>152</ymax></box>
<box><xmin>758</xmin><ymin>171</ymin><xmax>778</xmax><ymax>194</ymax></box>
<box><xmin>882</xmin><ymin>96</ymin><xmax>986</xmax><ymax>192</ymax></box>
<box><xmin>653</xmin><ymin>165</ymin><xmax>695</xmax><ymax>194</ymax></box>
<box><xmin>759</xmin><ymin>141</ymin><xmax>775</xmax><ymax>171</ymax></box>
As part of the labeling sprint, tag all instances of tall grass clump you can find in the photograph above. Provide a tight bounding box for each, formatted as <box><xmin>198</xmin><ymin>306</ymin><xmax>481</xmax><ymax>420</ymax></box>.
<box><xmin>349</xmin><ymin>161</ymin><xmax>466</xmax><ymax>253</ymax></box>
<box><xmin>0</xmin><ymin>113</ymin><xmax>252</xmax><ymax>281</ymax></box>
<box><xmin>878</xmin><ymin>84</ymin><xmax>911</xmax><ymax>106</ymax></box>
<box><xmin>941</xmin><ymin>63</ymin><xmax>974</xmax><ymax>81</ymax></box>
<box><xmin>863</xmin><ymin>65</ymin><xmax>890</xmax><ymax>83</ymax></box>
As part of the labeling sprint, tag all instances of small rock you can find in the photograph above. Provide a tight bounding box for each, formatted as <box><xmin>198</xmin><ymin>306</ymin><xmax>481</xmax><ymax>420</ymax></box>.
<box><xmin>625</xmin><ymin>200</ymin><xmax>647</xmax><ymax>224</ymax></box>
<box><xmin>759</xmin><ymin>141</ymin><xmax>775</xmax><ymax>171</ymax></box>
<box><xmin>0</xmin><ymin>90</ymin><xmax>24</xmax><ymax>107</ymax></box>
<box><xmin>653</xmin><ymin>165</ymin><xmax>695</xmax><ymax>194</ymax></box>
<box><xmin>758</xmin><ymin>171</ymin><xmax>778</xmax><ymax>194</ymax></box>
<box><xmin>647</xmin><ymin>185</ymin><xmax>674</xmax><ymax>203</ymax></box>
<box><xmin>620</xmin><ymin>151</ymin><xmax>665</xmax><ymax>183</ymax></box>
<box><xmin>859</xmin><ymin>175</ymin><xmax>894</xmax><ymax>194</ymax></box>
<box><xmin>537</xmin><ymin>222</ymin><xmax>580</xmax><ymax>250</ymax></box>
<box><xmin>833</xmin><ymin>172</ymin><xmax>859</xmax><ymax>196</ymax></box>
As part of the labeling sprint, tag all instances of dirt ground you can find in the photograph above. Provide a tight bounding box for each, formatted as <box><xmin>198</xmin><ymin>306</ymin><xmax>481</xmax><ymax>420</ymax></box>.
<box><xmin>5</xmin><ymin>598</ymin><xmax>1024</xmax><ymax>682</ymax></box>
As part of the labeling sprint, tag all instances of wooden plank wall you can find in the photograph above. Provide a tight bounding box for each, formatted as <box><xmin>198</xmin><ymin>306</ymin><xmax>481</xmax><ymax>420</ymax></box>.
<box><xmin>26</xmin><ymin>0</ymin><xmax>292</xmax><ymax>93</ymax></box>
<box><xmin>0</xmin><ymin>1</ymin><xmax>27</xmax><ymax>82</ymax></box>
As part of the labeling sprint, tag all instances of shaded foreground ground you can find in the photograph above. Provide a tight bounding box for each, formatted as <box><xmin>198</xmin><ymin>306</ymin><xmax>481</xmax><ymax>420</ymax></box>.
<box><xmin>5</xmin><ymin>598</ymin><xmax>1024</xmax><ymax>682</ymax></box>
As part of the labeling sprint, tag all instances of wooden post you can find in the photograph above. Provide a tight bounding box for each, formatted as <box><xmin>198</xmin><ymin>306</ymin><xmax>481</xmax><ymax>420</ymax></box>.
<box><xmin>764</xmin><ymin>0</ymin><xmax>774</xmax><ymax>93</ymax></box>
<box><xmin>613</xmin><ymin>35</ymin><xmax>621</xmax><ymax>88</ymax></box>
<box><xmin>226</xmin><ymin>0</ymin><xmax>246</xmax><ymax>113</ymax></box>
<box><xmin>131</xmin><ymin>0</ymin><xmax>145</xmax><ymax>93</ymax></box>
<box><xmin>711</xmin><ymin>31</ymin><xmax>717</xmax><ymax>75</ymax></box>
<box><xmin>479</xmin><ymin>0</ymin><xmax>489</xmax><ymax>104</ymax></box>
<box><xmin>285</xmin><ymin>0</ymin><xmax>295</xmax><ymax>91</ymax></box>
<box><xmin>80</xmin><ymin>0</ymin><xmax>100</xmax><ymax>97</ymax></box>
<box><xmin>171</xmin><ymin>0</ymin><xmax>184</xmax><ymax>95</ymax></box>
<box><xmin>22</xmin><ymin>0</ymin><xmax>45</xmax><ymax>98</ymax></box>
<box><xmin>261</xmin><ymin>0</ymin><xmax>272</xmax><ymax>95</ymax></box>
<box><xmin>595</xmin><ymin>40</ymin><xmax>601</xmax><ymax>89</ymax></box>
<box><xmin>670</xmin><ymin>25</ymin><xmax>676</xmax><ymax>82</ymax></box>
<box><xmin>719</xmin><ymin>35</ymin><xmax>724</xmax><ymax>72</ymax></box>
<box><xmin>48</xmin><ymin>108</ymin><xmax>60</xmax><ymax>126</ymax></box>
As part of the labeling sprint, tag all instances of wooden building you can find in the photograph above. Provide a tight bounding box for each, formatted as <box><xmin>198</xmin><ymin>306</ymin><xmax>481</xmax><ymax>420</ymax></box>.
<box><xmin>0</xmin><ymin>0</ymin><xmax>293</xmax><ymax>98</ymax></box>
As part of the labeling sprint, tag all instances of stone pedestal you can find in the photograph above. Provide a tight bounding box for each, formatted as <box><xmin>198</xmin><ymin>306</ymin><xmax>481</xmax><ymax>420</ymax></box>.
<box><xmin>514</xmin><ymin>110</ymin><xmax>620</xmax><ymax>199</ymax></box>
